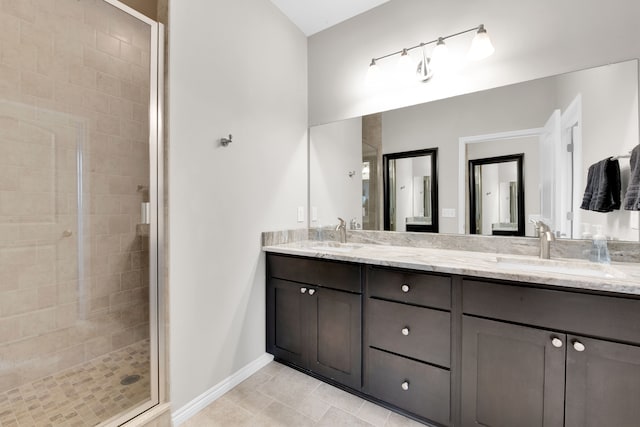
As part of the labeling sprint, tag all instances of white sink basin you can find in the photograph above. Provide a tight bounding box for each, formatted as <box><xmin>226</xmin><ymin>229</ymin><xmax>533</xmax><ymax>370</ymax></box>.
<box><xmin>494</xmin><ymin>256</ymin><xmax>626</xmax><ymax>279</ymax></box>
<box><xmin>308</xmin><ymin>242</ymin><xmax>362</xmax><ymax>253</ymax></box>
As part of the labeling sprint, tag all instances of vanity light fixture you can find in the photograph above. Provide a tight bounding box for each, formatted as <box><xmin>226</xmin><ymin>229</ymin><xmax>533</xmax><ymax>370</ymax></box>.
<box><xmin>468</xmin><ymin>24</ymin><xmax>495</xmax><ymax>60</ymax></box>
<box><xmin>429</xmin><ymin>37</ymin><xmax>449</xmax><ymax>73</ymax></box>
<box><xmin>365</xmin><ymin>58</ymin><xmax>381</xmax><ymax>86</ymax></box>
<box><xmin>416</xmin><ymin>45</ymin><xmax>433</xmax><ymax>82</ymax></box>
<box><xmin>365</xmin><ymin>24</ymin><xmax>494</xmax><ymax>85</ymax></box>
<box><xmin>396</xmin><ymin>48</ymin><xmax>416</xmax><ymax>81</ymax></box>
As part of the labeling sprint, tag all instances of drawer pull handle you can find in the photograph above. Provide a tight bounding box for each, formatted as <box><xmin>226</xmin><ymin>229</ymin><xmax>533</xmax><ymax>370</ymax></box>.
<box><xmin>300</xmin><ymin>287</ymin><xmax>307</xmax><ymax>294</ymax></box>
<box><xmin>308</xmin><ymin>289</ymin><xmax>316</xmax><ymax>296</ymax></box>
<box><xmin>401</xmin><ymin>327</ymin><xmax>410</xmax><ymax>336</ymax></box>
<box><xmin>401</xmin><ymin>284</ymin><xmax>410</xmax><ymax>293</ymax></box>
<box><xmin>573</xmin><ymin>340</ymin><xmax>586</xmax><ymax>352</ymax></box>
<box><xmin>551</xmin><ymin>337</ymin><xmax>563</xmax><ymax>348</ymax></box>
<box><xmin>401</xmin><ymin>381</ymin><xmax>409</xmax><ymax>391</ymax></box>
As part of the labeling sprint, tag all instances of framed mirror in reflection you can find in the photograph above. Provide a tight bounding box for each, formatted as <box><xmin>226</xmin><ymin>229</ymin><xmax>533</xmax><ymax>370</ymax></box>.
<box><xmin>309</xmin><ymin>59</ymin><xmax>640</xmax><ymax>242</ymax></box>
<box><xmin>383</xmin><ymin>148</ymin><xmax>439</xmax><ymax>232</ymax></box>
<box><xmin>469</xmin><ymin>154</ymin><xmax>524</xmax><ymax>236</ymax></box>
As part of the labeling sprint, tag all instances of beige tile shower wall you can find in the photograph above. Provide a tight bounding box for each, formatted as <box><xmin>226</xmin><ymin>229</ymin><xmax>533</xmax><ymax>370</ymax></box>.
<box><xmin>0</xmin><ymin>0</ymin><xmax>151</xmax><ymax>393</ymax></box>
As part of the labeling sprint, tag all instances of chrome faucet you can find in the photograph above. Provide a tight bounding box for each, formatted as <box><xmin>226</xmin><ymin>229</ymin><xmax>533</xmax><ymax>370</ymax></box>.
<box><xmin>336</xmin><ymin>217</ymin><xmax>347</xmax><ymax>243</ymax></box>
<box><xmin>531</xmin><ymin>220</ymin><xmax>555</xmax><ymax>259</ymax></box>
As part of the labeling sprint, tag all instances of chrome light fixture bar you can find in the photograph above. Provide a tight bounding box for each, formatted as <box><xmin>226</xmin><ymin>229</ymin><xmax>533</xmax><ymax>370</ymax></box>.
<box><xmin>366</xmin><ymin>24</ymin><xmax>495</xmax><ymax>84</ymax></box>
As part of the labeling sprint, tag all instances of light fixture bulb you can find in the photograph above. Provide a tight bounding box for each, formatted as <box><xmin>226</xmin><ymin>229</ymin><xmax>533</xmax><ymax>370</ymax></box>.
<box><xmin>365</xmin><ymin>58</ymin><xmax>382</xmax><ymax>86</ymax></box>
<box><xmin>430</xmin><ymin>37</ymin><xmax>449</xmax><ymax>72</ymax></box>
<box><xmin>468</xmin><ymin>24</ymin><xmax>495</xmax><ymax>60</ymax></box>
<box><xmin>396</xmin><ymin>49</ymin><xmax>416</xmax><ymax>84</ymax></box>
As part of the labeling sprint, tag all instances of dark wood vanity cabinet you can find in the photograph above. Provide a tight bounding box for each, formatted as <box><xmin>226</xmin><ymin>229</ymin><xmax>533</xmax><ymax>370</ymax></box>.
<box><xmin>365</xmin><ymin>266</ymin><xmax>453</xmax><ymax>426</ymax></box>
<box><xmin>461</xmin><ymin>279</ymin><xmax>640</xmax><ymax>427</ymax></box>
<box><xmin>266</xmin><ymin>254</ymin><xmax>362</xmax><ymax>390</ymax></box>
<box><xmin>266</xmin><ymin>252</ymin><xmax>640</xmax><ymax>427</ymax></box>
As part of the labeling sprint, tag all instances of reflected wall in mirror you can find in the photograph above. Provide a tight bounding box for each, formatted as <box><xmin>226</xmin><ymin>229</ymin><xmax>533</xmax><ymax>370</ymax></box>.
<box><xmin>469</xmin><ymin>154</ymin><xmax>524</xmax><ymax>236</ymax></box>
<box><xmin>362</xmin><ymin>114</ymin><xmax>383</xmax><ymax>230</ymax></box>
<box><xmin>309</xmin><ymin>59</ymin><xmax>640</xmax><ymax>241</ymax></box>
<box><xmin>309</xmin><ymin>117</ymin><xmax>363</xmax><ymax>228</ymax></box>
<box><xmin>383</xmin><ymin>149</ymin><xmax>438</xmax><ymax>232</ymax></box>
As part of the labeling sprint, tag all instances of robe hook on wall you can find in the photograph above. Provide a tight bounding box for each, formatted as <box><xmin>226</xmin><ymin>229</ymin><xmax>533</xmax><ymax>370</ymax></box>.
<box><xmin>220</xmin><ymin>134</ymin><xmax>233</xmax><ymax>147</ymax></box>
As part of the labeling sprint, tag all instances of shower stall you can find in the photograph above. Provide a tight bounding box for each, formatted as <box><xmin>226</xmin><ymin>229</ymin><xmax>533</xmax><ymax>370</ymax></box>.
<box><xmin>0</xmin><ymin>0</ymin><xmax>163</xmax><ymax>425</ymax></box>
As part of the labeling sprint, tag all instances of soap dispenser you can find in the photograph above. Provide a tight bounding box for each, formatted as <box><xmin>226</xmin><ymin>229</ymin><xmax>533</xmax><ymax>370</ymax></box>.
<box><xmin>590</xmin><ymin>225</ymin><xmax>610</xmax><ymax>264</ymax></box>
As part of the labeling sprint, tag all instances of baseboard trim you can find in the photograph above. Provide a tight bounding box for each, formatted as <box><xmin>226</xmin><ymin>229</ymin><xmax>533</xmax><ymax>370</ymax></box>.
<box><xmin>171</xmin><ymin>353</ymin><xmax>274</xmax><ymax>426</ymax></box>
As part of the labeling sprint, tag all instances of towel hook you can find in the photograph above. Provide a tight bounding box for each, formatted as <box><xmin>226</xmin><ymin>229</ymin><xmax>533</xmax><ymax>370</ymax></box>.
<box><xmin>220</xmin><ymin>134</ymin><xmax>232</xmax><ymax>147</ymax></box>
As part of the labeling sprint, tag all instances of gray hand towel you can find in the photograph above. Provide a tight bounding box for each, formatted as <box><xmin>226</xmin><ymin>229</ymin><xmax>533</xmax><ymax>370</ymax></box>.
<box><xmin>623</xmin><ymin>145</ymin><xmax>640</xmax><ymax>210</ymax></box>
<box><xmin>580</xmin><ymin>162</ymin><xmax>599</xmax><ymax>210</ymax></box>
<box><xmin>580</xmin><ymin>158</ymin><xmax>621</xmax><ymax>212</ymax></box>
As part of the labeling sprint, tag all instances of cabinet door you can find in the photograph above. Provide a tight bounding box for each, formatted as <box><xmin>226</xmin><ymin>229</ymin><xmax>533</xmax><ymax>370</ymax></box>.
<box><xmin>266</xmin><ymin>278</ymin><xmax>308</xmax><ymax>368</ymax></box>
<box><xmin>565</xmin><ymin>336</ymin><xmax>640</xmax><ymax>427</ymax></box>
<box><xmin>461</xmin><ymin>316</ymin><xmax>565</xmax><ymax>427</ymax></box>
<box><xmin>308</xmin><ymin>287</ymin><xmax>362</xmax><ymax>389</ymax></box>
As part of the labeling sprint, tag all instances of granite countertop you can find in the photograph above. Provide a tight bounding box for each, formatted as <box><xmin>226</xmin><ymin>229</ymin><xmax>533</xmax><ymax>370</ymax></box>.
<box><xmin>263</xmin><ymin>240</ymin><xmax>640</xmax><ymax>296</ymax></box>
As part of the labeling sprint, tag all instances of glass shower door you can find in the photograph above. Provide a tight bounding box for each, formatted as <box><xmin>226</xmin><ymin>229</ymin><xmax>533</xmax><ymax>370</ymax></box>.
<box><xmin>0</xmin><ymin>0</ymin><xmax>161</xmax><ymax>425</ymax></box>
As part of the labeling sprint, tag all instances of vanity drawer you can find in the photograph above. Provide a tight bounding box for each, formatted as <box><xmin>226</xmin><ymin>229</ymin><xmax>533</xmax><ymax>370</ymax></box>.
<box><xmin>367</xmin><ymin>347</ymin><xmax>450</xmax><ymax>426</ymax></box>
<box><xmin>267</xmin><ymin>254</ymin><xmax>361</xmax><ymax>293</ymax></box>
<box><xmin>367</xmin><ymin>266</ymin><xmax>451</xmax><ymax>310</ymax></box>
<box><xmin>367</xmin><ymin>298</ymin><xmax>450</xmax><ymax>367</ymax></box>
<box><xmin>463</xmin><ymin>279</ymin><xmax>640</xmax><ymax>344</ymax></box>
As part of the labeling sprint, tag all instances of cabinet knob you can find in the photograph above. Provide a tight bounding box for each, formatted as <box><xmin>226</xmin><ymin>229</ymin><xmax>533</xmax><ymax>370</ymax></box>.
<box><xmin>308</xmin><ymin>289</ymin><xmax>316</xmax><ymax>296</ymax></box>
<box><xmin>572</xmin><ymin>340</ymin><xmax>586</xmax><ymax>352</ymax></box>
<box><xmin>401</xmin><ymin>381</ymin><xmax>410</xmax><ymax>391</ymax></box>
<box><xmin>401</xmin><ymin>284</ymin><xmax>410</xmax><ymax>293</ymax></box>
<box><xmin>551</xmin><ymin>337</ymin><xmax>563</xmax><ymax>348</ymax></box>
<box><xmin>401</xmin><ymin>327</ymin><xmax>410</xmax><ymax>336</ymax></box>
<box><xmin>300</xmin><ymin>287</ymin><xmax>307</xmax><ymax>294</ymax></box>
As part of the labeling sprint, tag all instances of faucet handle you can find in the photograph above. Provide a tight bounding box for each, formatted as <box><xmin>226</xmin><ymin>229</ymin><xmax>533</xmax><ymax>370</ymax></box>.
<box><xmin>530</xmin><ymin>219</ymin><xmax>551</xmax><ymax>232</ymax></box>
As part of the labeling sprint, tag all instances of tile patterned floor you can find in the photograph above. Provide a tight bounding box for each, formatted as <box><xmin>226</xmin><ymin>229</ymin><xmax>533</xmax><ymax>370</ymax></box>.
<box><xmin>182</xmin><ymin>361</ymin><xmax>427</xmax><ymax>427</ymax></box>
<box><xmin>0</xmin><ymin>340</ymin><xmax>150</xmax><ymax>427</ymax></box>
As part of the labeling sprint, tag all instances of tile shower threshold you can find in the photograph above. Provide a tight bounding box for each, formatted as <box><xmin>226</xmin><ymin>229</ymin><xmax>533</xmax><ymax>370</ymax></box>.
<box><xmin>0</xmin><ymin>339</ymin><xmax>150</xmax><ymax>427</ymax></box>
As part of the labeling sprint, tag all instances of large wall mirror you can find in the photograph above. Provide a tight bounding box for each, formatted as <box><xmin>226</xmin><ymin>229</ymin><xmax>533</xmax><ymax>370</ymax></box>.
<box><xmin>309</xmin><ymin>59</ymin><xmax>640</xmax><ymax>242</ymax></box>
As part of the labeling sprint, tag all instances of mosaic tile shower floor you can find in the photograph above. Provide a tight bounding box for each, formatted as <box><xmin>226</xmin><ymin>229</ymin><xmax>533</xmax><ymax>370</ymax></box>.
<box><xmin>0</xmin><ymin>340</ymin><xmax>150</xmax><ymax>427</ymax></box>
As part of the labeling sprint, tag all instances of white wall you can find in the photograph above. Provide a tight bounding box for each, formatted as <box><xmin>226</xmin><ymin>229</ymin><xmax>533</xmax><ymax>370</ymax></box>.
<box><xmin>308</xmin><ymin>0</ymin><xmax>640</xmax><ymax>126</ymax></box>
<box><xmin>309</xmin><ymin>117</ymin><xmax>363</xmax><ymax>228</ymax></box>
<box><xmin>168</xmin><ymin>0</ymin><xmax>307</xmax><ymax>411</ymax></box>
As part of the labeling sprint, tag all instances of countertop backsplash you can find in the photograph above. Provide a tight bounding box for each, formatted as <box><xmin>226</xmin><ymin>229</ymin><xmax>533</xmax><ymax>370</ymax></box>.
<box><xmin>261</xmin><ymin>228</ymin><xmax>640</xmax><ymax>263</ymax></box>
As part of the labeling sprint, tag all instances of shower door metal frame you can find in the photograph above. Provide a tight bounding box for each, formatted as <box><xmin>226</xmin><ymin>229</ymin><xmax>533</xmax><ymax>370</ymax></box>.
<box><xmin>96</xmin><ymin>1</ymin><xmax>166</xmax><ymax>426</ymax></box>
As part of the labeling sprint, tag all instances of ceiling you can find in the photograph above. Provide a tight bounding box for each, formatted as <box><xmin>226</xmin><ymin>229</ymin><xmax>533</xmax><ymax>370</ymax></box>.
<box><xmin>269</xmin><ymin>0</ymin><xmax>390</xmax><ymax>36</ymax></box>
